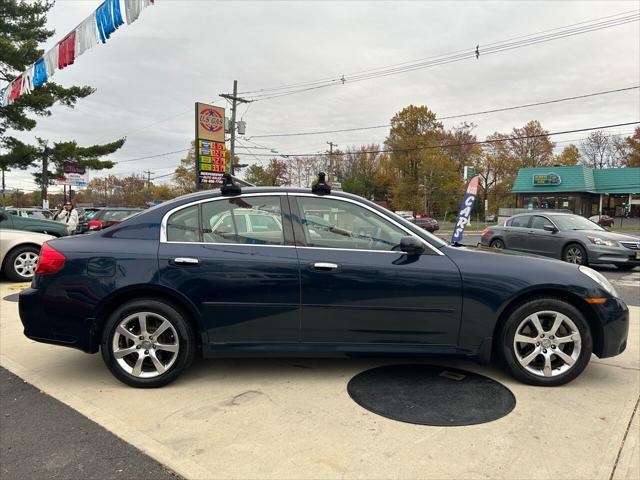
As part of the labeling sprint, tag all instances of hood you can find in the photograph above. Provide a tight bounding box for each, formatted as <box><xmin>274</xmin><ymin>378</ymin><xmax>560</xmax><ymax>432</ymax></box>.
<box><xmin>574</xmin><ymin>229</ymin><xmax>640</xmax><ymax>243</ymax></box>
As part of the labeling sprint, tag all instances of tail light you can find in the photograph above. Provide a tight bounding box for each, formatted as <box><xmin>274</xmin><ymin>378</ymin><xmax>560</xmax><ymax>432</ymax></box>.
<box><xmin>35</xmin><ymin>243</ymin><xmax>66</xmax><ymax>275</ymax></box>
<box><xmin>88</xmin><ymin>220</ymin><xmax>103</xmax><ymax>230</ymax></box>
<box><xmin>481</xmin><ymin>228</ymin><xmax>492</xmax><ymax>238</ymax></box>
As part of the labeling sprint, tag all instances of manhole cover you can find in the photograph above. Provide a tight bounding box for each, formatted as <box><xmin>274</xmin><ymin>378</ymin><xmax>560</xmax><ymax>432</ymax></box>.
<box><xmin>347</xmin><ymin>364</ymin><xmax>516</xmax><ymax>426</ymax></box>
<box><xmin>3</xmin><ymin>293</ymin><xmax>19</xmax><ymax>302</ymax></box>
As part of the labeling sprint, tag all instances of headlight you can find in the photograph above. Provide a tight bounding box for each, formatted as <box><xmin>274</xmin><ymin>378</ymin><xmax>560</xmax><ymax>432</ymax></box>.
<box><xmin>587</xmin><ymin>236</ymin><xmax>619</xmax><ymax>247</ymax></box>
<box><xmin>579</xmin><ymin>266</ymin><xmax>619</xmax><ymax>298</ymax></box>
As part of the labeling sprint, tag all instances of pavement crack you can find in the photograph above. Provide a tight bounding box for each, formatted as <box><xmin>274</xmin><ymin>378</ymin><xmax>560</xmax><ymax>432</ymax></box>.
<box><xmin>608</xmin><ymin>395</ymin><xmax>640</xmax><ymax>480</ymax></box>
<box><xmin>592</xmin><ymin>361</ymin><xmax>640</xmax><ymax>372</ymax></box>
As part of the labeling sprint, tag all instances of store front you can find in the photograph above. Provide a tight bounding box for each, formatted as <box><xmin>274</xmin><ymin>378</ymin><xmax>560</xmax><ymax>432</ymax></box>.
<box><xmin>512</xmin><ymin>166</ymin><xmax>640</xmax><ymax>218</ymax></box>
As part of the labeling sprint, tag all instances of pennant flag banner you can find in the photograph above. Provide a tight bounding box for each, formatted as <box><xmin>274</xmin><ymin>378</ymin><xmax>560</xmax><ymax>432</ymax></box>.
<box><xmin>451</xmin><ymin>175</ymin><xmax>480</xmax><ymax>244</ymax></box>
<box><xmin>0</xmin><ymin>0</ymin><xmax>155</xmax><ymax>108</ymax></box>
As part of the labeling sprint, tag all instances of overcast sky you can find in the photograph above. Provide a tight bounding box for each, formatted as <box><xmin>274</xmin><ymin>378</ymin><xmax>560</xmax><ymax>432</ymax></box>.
<box><xmin>5</xmin><ymin>0</ymin><xmax>640</xmax><ymax>192</ymax></box>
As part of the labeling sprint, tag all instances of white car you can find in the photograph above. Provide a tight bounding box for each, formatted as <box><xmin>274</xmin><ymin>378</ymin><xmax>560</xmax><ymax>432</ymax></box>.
<box><xmin>0</xmin><ymin>229</ymin><xmax>54</xmax><ymax>282</ymax></box>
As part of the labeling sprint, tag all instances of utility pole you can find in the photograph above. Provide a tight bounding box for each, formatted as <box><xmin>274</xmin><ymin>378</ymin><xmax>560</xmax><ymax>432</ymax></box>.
<box><xmin>143</xmin><ymin>170</ymin><xmax>153</xmax><ymax>191</ymax></box>
<box><xmin>41</xmin><ymin>146</ymin><xmax>49</xmax><ymax>209</ymax></box>
<box><xmin>1</xmin><ymin>168</ymin><xmax>5</xmax><ymax>205</ymax></box>
<box><xmin>326</xmin><ymin>141</ymin><xmax>337</xmax><ymax>182</ymax></box>
<box><xmin>220</xmin><ymin>80</ymin><xmax>250</xmax><ymax>177</ymax></box>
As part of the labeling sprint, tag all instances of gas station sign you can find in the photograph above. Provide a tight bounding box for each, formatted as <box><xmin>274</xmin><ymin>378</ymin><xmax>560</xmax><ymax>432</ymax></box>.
<box><xmin>195</xmin><ymin>103</ymin><xmax>226</xmax><ymax>186</ymax></box>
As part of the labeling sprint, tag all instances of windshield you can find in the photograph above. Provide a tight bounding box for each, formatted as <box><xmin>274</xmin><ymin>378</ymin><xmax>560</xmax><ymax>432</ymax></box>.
<box><xmin>552</xmin><ymin>215</ymin><xmax>604</xmax><ymax>231</ymax></box>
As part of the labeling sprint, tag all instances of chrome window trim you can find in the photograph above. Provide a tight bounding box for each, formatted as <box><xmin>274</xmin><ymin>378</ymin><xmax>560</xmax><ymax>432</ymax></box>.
<box><xmin>160</xmin><ymin>191</ymin><xmax>443</xmax><ymax>256</ymax></box>
<box><xmin>160</xmin><ymin>192</ymin><xmax>286</xmax><ymax>243</ymax></box>
<box><xmin>291</xmin><ymin>193</ymin><xmax>443</xmax><ymax>256</ymax></box>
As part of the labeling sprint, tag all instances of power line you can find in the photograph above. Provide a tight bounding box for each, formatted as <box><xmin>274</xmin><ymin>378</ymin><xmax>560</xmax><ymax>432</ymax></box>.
<box><xmin>247</xmin><ymin>86</ymin><xmax>639</xmax><ymax>139</ymax></box>
<box><xmin>239</xmin><ymin>9</ymin><xmax>639</xmax><ymax>96</ymax></box>
<box><xmin>240</xmin><ymin>12</ymin><xmax>639</xmax><ymax>102</ymax></box>
<box><xmin>234</xmin><ymin>121</ymin><xmax>640</xmax><ymax>158</ymax></box>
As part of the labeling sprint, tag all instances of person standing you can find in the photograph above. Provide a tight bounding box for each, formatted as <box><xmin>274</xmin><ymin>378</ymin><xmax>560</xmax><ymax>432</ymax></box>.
<box><xmin>54</xmin><ymin>201</ymin><xmax>79</xmax><ymax>235</ymax></box>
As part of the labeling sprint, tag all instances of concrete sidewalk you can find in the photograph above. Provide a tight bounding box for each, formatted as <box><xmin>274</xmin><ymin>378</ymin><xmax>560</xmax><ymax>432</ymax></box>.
<box><xmin>1</xmin><ymin>282</ymin><xmax>638</xmax><ymax>480</ymax></box>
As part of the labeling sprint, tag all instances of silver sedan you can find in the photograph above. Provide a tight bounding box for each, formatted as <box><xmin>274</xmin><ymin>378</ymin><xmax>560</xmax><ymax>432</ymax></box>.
<box><xmin>480</xmin><ymin>212</ymin><xmax>640</xmax><ymax>270</ymax></box>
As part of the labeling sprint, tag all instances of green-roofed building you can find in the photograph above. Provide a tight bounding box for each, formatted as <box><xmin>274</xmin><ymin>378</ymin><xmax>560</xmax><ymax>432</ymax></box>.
<box><xmin>512</xmin><ymin>166</ymin><xmax>640</xmax><ymax>217</ymax></box>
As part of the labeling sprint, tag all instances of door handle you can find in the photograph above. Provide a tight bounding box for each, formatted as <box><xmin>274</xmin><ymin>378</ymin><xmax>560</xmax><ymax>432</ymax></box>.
<box><xmin>173</xmin><ymin>257</ymin><xmax>199</xmax><ymax>265</ymax></box>
<box><xmin>311</xmin><ymin>262</ymin><xmax>339</xmax><ymax>272</ymax></box>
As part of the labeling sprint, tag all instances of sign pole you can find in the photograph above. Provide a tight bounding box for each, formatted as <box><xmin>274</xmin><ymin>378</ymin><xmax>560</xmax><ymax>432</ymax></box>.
<box><xmin>194</xmin><ymin>102</ymin><xmax>200</xmax><ymax>191</ymax></box>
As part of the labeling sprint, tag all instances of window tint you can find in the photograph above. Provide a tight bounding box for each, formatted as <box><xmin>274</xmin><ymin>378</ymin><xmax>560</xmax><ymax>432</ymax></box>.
<box><xmin>296</xmin><ymin>197</ymin><xmax>405</xmax><ymax>251</ymax></box>
<box><xmin>202</xmin><ymin>196</ymin><xmax>284</xmax><ymax>245</ymax></box>
<box><xmin>166</xmin><ymin>205</ymin><xmax>200</xmax><ymax>242</ymax></box>
<box><xmin>508</xmin><ymin>215</ymin><xmax>530</xmax><ymax>228</ymax></box>
<box><xmin>530</xmin><ymin>216</ymin><xmax>551</xmax><ymax>230</ymax></box>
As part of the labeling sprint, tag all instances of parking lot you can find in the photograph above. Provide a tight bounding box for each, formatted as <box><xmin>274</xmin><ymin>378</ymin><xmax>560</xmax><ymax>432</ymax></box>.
<box><xmin>0</xmin><ymin>265</ymin><xmax>638</xmax><ymax>480</ymax></box>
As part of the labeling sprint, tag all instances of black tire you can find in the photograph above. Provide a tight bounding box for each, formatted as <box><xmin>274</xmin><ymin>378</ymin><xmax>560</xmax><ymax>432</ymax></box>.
<box><xmin>2</xmin><ymin>245</ymin><xmax>40</xmax><ymax>282</ymax></box>
<box><xmin>563</xmin><ymin>243</ymin><xmax>588</xmax><ymax>266</ymax></box>
<box><xmin>496</xmin><ymin>297</ymin><xmax>593</xmax><ymax>386</ymax></box>
<box><xmin>101</xmin><ymin>299</ymin><xmax>195</xmax><ymax>388</ymax></box>
<box><xmin>614</xmin><ymin>264</ymin><xmax>637</xmax><ymax>271</ymax></box>
<box><xmin>490</xmin><ymin>238</ymin><xmax>505</xmax><ymax>249</ymax></box>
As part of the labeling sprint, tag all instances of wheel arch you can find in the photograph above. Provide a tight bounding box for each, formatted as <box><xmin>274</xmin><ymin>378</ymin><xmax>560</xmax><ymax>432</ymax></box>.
<box><xmin>92</xmin><ymin>285</ymin><xmax>206</xmax><ymax>348</ymax></box>
<box><xmin>561</xmin><ymin>240</ymin><xmax>589</xmax><ymax>262</ymax></box>
<box><xmin>1</xmin><ymin>242</ymin><xmax>42</xmax><ymax>272</ymax></box>
<box><xmin>492</xmin><ymin>288</ymin><xmax>604</xmax><ymax>357</ymax></box>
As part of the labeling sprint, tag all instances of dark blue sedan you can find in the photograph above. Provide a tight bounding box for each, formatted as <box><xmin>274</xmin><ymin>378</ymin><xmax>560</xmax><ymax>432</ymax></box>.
<box><xmin>19</xmin><ymin>182</ymin><xmax>629</xmax><ymax>388</ymax></box>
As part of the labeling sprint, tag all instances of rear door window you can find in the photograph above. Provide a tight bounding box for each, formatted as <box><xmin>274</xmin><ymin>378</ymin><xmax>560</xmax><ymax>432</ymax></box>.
<box><xmin>508</xmin><ymin>216</ymin><xmax>531</xmax><ymax>228</ymax></box>
<box><xmin>201</xmin><ymin>196</ymin><xmax>284</xmax><ymax>245</ymax></box>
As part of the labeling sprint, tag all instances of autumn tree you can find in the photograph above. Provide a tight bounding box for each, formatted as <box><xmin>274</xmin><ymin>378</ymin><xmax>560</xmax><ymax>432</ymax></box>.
<box><xmin>624</xmin><ymin>128</ymin><xmax>640</xmax><ymax>167</ymax></box>
<box><xmin>173</xmin><ymin>142</ymin><xmax>197</xmax><ymax>195</ymax></box>
<box><xmin>441</xmin><ymin>122</ymin><xmax>482</xmax><ymax>173</ymax></box>
<box><xmin>554</xmin><ymin>144</ymin><xmax>581</xmax><ymax>166</ymax></box>
<box><xmin>244</xmin><ymin>159</ymin><xmax>290</xmax><ymax>186</ymax></box>
<box><xmin>507</xmin><ymin>120</ymin><xmax>555</xmax><ymax>167</ymax></box>
<box><xmin>340</xmin><ymin>144</ymin><xmax>391</xmax><ymax>200</ymax></box>
<box><xmin>475</xmin><ymin>133</ymin><xmax>516</xmax><ymax>214</ymax></box>
<box><xmin>385</xmin><ymin>105</ymin><xmax>444</xmax><ymax>210</ymax></box>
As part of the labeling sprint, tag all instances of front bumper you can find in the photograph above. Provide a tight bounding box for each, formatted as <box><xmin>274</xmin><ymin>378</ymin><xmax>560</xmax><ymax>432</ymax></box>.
<box><xmin>586</xmin><ymin>244</ymin><xmax>640</xmax><ymax>266</ymax></box>
<box><xmin>592</xmin><ymin>297</ymin><xmax>629</xmax><ymax>358</ymax></box>
<box><xmin>19</xmin><ymin>288</ymin><xmax>98</xmax><ymax>353</ymax></box>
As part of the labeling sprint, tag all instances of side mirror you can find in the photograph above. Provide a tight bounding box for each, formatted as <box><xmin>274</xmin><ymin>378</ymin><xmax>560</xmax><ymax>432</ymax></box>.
<box><xmin>0</xmin><ymin>212</ymin><xmax>7</xmax><ymax>221</ymax></box>
<box><xmin>543</xmin><ymin>224</ymin><xmax>558</xmax><ymax>232</ymax></box>
<box><xmin>400</xmin><ymin>236</ymin><xmax>425</xmax><ymax>255</ymax></box>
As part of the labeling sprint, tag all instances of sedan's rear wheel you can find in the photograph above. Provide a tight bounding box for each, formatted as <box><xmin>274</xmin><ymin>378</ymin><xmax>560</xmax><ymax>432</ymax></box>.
<box><xmin>498</xmin><ymin>298</ymin><xmax>592</xmax><ymax>386</ymax></box>
<box><xmin>101</xmin><ymin>299</ymin><xmax>195</xmax><ymax>388</ymax></box>
<box><xmin>563</xmin><ymin>243</ymin><xmax>588</xmax><ymax>266</ymax></box>
<box><xmin>3</xmin><ymin>246</ymin><xmax>40</xmax><ymax>282</ymax></box>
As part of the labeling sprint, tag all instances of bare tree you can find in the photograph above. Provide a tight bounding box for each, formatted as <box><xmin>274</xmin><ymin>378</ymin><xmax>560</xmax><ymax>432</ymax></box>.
<box><xmin>580</xmin><ymin>131</ymin><xmax>623</xmax><ymax>168</ymax></box>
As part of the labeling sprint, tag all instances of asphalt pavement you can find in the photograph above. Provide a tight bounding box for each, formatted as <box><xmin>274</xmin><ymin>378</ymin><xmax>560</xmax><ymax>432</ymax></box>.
<box><xmin>0</xmin><ymin>367</ymin><xmax>180</xmax><ymax>480</ymax></box>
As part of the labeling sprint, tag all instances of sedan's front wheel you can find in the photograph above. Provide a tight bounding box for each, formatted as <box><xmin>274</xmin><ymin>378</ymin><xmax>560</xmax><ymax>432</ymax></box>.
<box><xmin>101</xmin><ymin>299</ymin><xmax>195</xmax><ymax>388</ymax></box>
<box><xmin>498</xmin><ymin>298</ymin><xmax>592</xmax><ymax>386</ymax></box>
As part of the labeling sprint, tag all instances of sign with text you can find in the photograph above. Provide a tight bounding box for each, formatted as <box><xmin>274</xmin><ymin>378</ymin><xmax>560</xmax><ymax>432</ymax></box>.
<box><xmin>532</xmin><ymin>173</ymin><xmax>562</xmax><ymax>186</ymax></box>
<box><xmin>196</xmin><ymin>103</ymin><xmax>225</xmax><ymax>143</ymax></box>
<box><xmin>451</xmin><ymin>176</ymin><xmax>479</xmax><ymax>244</ymax></box>
<box><xmin>195</xmin><ymin>103</ymin><xmax>226</xmax><ymax>187</ymax></box>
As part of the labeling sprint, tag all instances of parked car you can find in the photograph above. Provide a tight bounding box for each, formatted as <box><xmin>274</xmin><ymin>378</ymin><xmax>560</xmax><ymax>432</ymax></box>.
<box><xmin>481</xmin><ymin>212</ymin><xmax>640</xmax><ymax>270</ymax></box>
<box><xmin>588</xmin><ymin>214</ymin><xmax>615</xmax><ymax>228</ymax></box>
<box><xmin>414</xmin><ymin>216</ymin><xmax>440</xmax><ymax>232</ymax></box>
<box><xmin>19</xmin><ymin>186</ymin><xmax>629</xmax><ymax>388</ymax></box>
<box><xmin>0</xmin><ymin>229</ymin><xmax>54</xmax><ymax>281</ymax></box>
<box><xmin>394</xmin><ymin>210</ymin><xmax>415</xmax><ymax>222</ymax></box>
<box><xmin>4</xmin><ymin>207</ymin><xmax>54</xmax><ymax>220</ymax></box>
<box><xmin>87</xmin><ymin>207</ymin><xmax>144</xmax><ymax>231</ymax></box>
<box><xmin>0</xmin><ymin>208</ymin><xmax>68</xmax><ymax>237</ymax></box>
<box><xmin>486</xmin><ymin>213</ymin><xmax>498</xmax><ymax>223</ymax></box>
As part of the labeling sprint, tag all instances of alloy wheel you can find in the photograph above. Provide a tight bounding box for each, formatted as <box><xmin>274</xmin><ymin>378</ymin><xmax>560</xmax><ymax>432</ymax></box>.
<box><xmin>565</xmin><ymin>247</ymin><xmax>583</xmax><ymax>264</ymax></box>
<box><xmin>14</xmin><ymin>251</ymin><xmax>39</xmax><ymax>278</ymax></box>
<box><xmin>513</xmin><ymin>310</ymin><xmax>582</xmax><ymax>378</ymax></box>
<box><xmin>491</xmin><ymin>240</ymin><xmax>504</xmax><ymax>249</ymax></box>
<box><xmin>112</xmin><ymin>312</ymin><xmax>179</xmax><ymax>378</ymax></box>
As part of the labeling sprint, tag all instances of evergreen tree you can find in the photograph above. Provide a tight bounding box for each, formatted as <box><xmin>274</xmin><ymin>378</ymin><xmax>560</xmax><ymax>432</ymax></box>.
<box><xmin>0</xmin><ymin>0</ymin><xmax>124</xmax><ymax>204</ymax></box>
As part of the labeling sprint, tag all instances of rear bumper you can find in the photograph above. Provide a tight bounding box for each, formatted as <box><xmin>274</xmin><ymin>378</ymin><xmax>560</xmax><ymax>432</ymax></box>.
<box><xmin>19</xmin><ymin>288</ymin><xmax>98</xmax><ymax>353</ymax></box>
<box><xmin>593</xmin><ymin>297</ymin><xmax>629</xmax><ymax>358</ymax></box>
